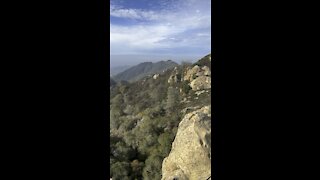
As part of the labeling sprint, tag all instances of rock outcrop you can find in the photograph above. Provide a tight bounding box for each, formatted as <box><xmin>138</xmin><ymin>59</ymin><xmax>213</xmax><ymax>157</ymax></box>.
<box><xmin>168</xmin><ymin>67</ymin><xmax>180</xmax><ymax>84</ymax></box>
<box><xmin>184</xmin><ymin>65</ymin><xmax>201</xmax><ymax>82</ymax></box>
<box><xmin>183</xmin><ymin>63</ymin><xmax>211</xmax><ymax>91</ymax></box>
<box><xmin>161</xmin><ymin>106</ymin><xmax>211</xmax><ymax>180</ymax></box>
<box><xmin>190</xmin><ymin>76</ymin><xmax>211</xmax><ymax>91</ymax></box>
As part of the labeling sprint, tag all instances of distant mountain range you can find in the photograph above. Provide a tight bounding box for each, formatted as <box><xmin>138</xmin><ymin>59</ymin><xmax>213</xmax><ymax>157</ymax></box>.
<box><xmin>110</xmin><ymin>65</ymin><xmax>131</xmax><ymax>77</ymax></box>
<box><xmin>112</xmin><ymin>60</ymin><xmax>178</xmax><ymax>82</ymax></box>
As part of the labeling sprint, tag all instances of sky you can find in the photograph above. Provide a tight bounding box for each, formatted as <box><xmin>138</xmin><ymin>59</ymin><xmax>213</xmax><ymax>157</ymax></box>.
<box><xmin>110</xmin><ymin>0</ymin><xmax>211</xmax><ymax>67</ymax></box>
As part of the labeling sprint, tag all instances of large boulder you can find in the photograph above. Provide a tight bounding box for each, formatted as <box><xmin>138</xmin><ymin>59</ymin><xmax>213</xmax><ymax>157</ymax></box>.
<box><xmin>161</xmin><ymin>106</ymin><xmax>211</xmax><ymax>180</ymax></box>
<box><xmin>202</xmin><ymin>66</ymin><xmax>211</xmax><ymax>76</ymax></box>
<box><xmin>183</xmin><ymin>65</ymin><xmax>211</xmax><ymax>91</ymax></box>
<box><xmin>190</xmin><ymin>76</ymin><xmax>211</xmax><ymax>91</ymax></box>
<box><xmin>184</xmin><ymin>65</ymin><xmax>201</xmax><ymax>82</ymax></box>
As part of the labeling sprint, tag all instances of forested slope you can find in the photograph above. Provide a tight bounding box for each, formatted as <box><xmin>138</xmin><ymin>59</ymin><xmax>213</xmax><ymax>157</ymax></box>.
<box><xmin>110</xmin><ymin>54</ymin><xmax>211</xmax><ymax>180</ymax></box>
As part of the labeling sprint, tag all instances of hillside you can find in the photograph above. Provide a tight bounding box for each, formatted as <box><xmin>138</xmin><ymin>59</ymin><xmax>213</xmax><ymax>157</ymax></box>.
<box><xmin>113</xmin><ymin>60</ymin><xmax>178</xmax><ymax>82</ymax></box>
<box><xmin>110</xmin><ymin>77</ymin><xmax>116</xmax><ymax>87</ymax></box>
<box><xmin>110</xmin><ymin>65</ymin><xmax>131</xmax><ymax>77</ymax></box>
<box><xmin>110</xmin><ymin>54</ymin><xmax>211</xmax><ymax>180</ymax></box>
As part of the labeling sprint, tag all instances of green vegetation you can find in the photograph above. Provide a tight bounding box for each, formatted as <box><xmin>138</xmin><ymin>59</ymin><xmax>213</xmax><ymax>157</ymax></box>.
<box><xmin>181</xmin><ymin>80</ymin><xmax>191</xmax><ymax>94</ymax></box>
<box><xmin>194</xmin><ymin>53</ymin><xmax>211</xmax><ymax>69</ymax></box>
<box><xmin>110</xmin><ymin>54</ymin><xmax>211</xmax><ymax>180</ymax></box>
<box><xmin>110</xmin><ymin>73</ymin><xmax>183</xmax><ymax>179</ymax></box>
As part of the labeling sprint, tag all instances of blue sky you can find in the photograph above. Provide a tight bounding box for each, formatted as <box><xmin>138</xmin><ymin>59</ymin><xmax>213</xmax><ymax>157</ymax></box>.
<box><xmin>110</xmin><ymin>0</ymin><xmax>211</xmax><ymax>67</ymax></box>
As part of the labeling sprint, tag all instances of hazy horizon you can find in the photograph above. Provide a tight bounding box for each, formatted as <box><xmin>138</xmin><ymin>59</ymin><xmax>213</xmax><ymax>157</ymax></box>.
<box><xmin>110</xmin><ymin>0</ymin><xmax>211</xmax><ymax>67</ymax></box>
<box><xmin>110</xmin><ymin>53</ymin><xmax>208</xmax><ymax>68</ymax></box>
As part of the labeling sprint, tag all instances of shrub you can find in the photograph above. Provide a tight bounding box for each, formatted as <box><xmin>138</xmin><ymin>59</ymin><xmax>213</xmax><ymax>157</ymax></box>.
<box><xmin>142</xmin><ymin>155</ymin><xmax>163</xmax><ymax>180</ymax></box>
<box><xmin>110</xmin><ymin>161</ymin><xmax>131</xmax><ymax>180</ymax></box>
<box><xmin>181</xmin><ymin>80</ymin><xmax>191</xmax><ymax>94</ymax></box>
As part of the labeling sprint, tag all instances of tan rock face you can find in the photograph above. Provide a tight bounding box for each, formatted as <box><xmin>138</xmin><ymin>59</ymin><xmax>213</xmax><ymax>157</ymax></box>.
<box><xmin>202</xmin><ymin>66</ymin><xmax>211</xmax><ymax>76</ymax></box>
<box><xmin>184</xmin><ymin>65</ymin><xmax>201</xmax><ymax>82</ymax></box>
<box><xmin>161</xmin><ymin>106</ymin><xmax>211</xmax><ymax>180</ymax></box>
<box><xmin>190</xmin><ymin>76</ymin><xmax>211</xmax><ymax>91</ymax></box>
<box><xmin>183</xmin><ymin>65</ymin><xmax>211</xmax><ymax>92</ymax></box>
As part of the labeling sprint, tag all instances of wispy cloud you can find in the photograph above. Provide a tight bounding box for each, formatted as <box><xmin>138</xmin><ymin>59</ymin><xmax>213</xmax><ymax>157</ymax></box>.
<box><xmin>110</xmin><ymin>4</ymin><xmax>160</xmax><ymax>21</ymax></box>
<box><xmin>110</xmin><ymin>0</ymin><xmax>211</xmax><ymax>56</ymax></box>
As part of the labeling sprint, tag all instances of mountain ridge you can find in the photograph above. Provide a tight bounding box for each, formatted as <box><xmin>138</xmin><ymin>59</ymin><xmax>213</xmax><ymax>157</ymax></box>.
<box><xmin>110</xmin><ymin>65</ymin><xmax>132</xmax><ymax>77</ymax></box>
<box><xmin>113</xmin><ymin>60</ymin><xmax>178</xmax><ymax>83</ymax></box>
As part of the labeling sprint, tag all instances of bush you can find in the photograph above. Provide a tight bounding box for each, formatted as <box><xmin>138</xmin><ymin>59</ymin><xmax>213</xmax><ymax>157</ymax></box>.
<box><xmin>113</xmin><ymin>141</ymin><xmax>136</xmax><ymax>161</ymax></box>
<box><xmin>181</xmin><ymin>80</ymin><xmax>191</xmax><ymax>94</ymax></box>
<box><xmin>130</xmin><ymin>160</ymin><xmax>144</xmax><ymax>178</ymax></box>
<box><xmin>110</xmin><ymin>161</ymin><xmax>131</xmax><ymax>180</ymax></box>
<box><xmin>165</xmin><ymin>87</ymin><xmax>179</xmax><ymax>114</ymax></box>
<box><xmin>157</xmin><ymin>132</ymin><xmax>174</xmax><ymax>156</ymax></box>
<box><xmin>118</xmin><ymin>117</ymin><xmax>136</xmax><ymax>132</ymax></box>
<box><xmin>142</xmin><ymin>155</ymin><xmax>163</xmax><ymax>180</ymax></box>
